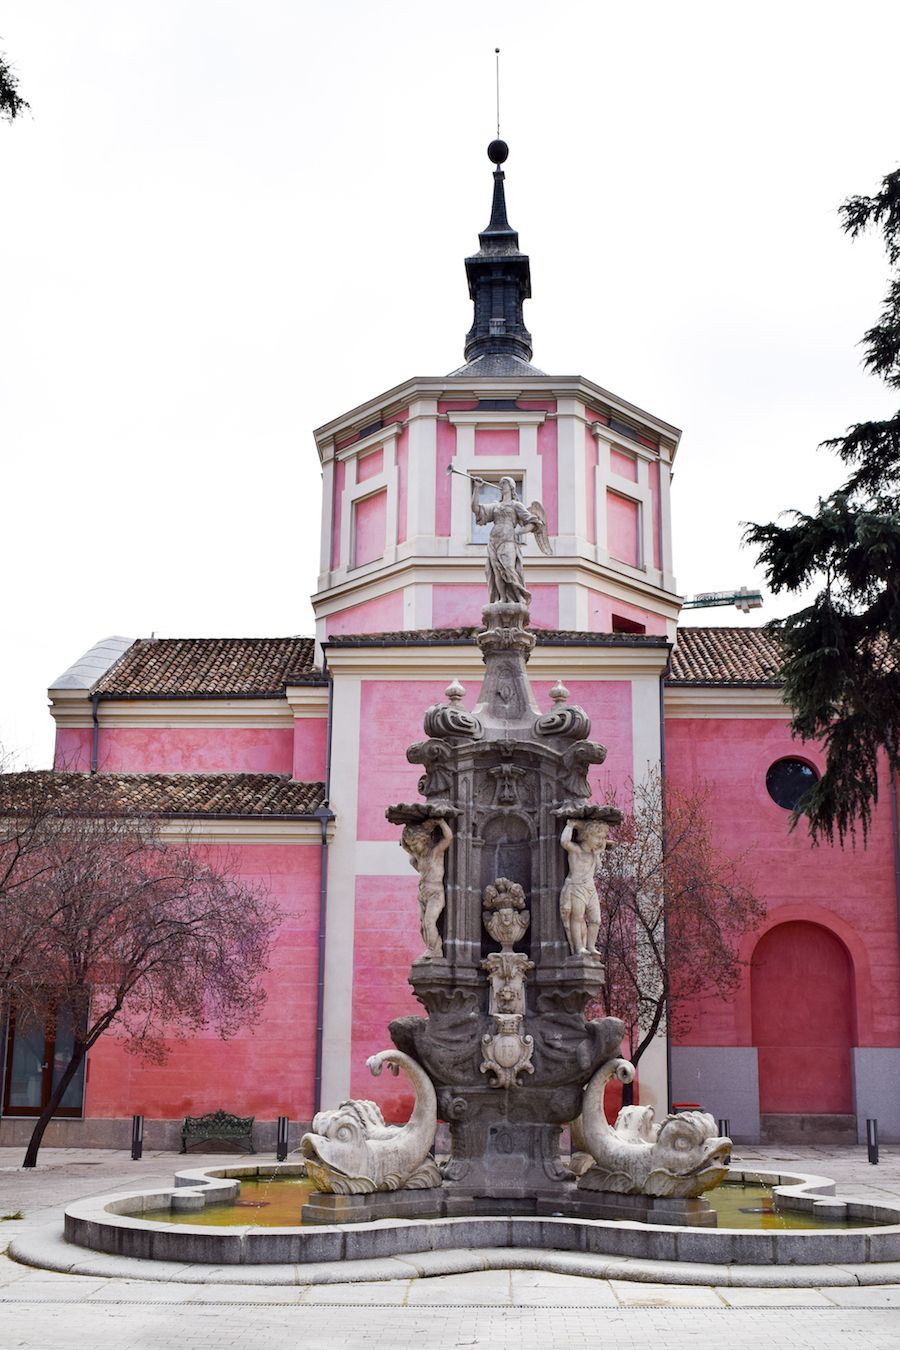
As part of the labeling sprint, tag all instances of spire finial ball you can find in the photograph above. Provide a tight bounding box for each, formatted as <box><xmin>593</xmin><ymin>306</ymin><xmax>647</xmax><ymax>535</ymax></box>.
<box><xmin>487</xmin><ymin>138</ymin><xmax>508</xmax><ymax>166</ymax></box>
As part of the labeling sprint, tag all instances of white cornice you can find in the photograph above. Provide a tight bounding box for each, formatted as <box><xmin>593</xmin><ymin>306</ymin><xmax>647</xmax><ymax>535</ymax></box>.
<box><xmin>313</xmin><ymin>375</ymin><xmax>681</xmax><ymax>459</ymax></box>
<box><xmin>49</xmin><ymin>692</ymin><xmax>296</xmax><ymax>729</ymax></box>
<box><xmin>664</xmin><ymin>686</ymin><xmax>789</xmax><ymax>719</ymax></box>
<box><xmin>445</xmin><ymin>410</ymin><xmax>547</xmax><ymax>428</ymax></box>
<box><xmin>324</xmin><ymin>641</ymin><xmax>669</xmax><ymax>682</ymax></box>
<box><xmin>285</xmin><ymin>686</ymin><xmax>330</xmax><ymax>718</ymax></box>
<box><xmin>335</xmin><ymin>421</ymin><xmax>404</xmax><ymax>463</ymax></box>
<box><xmin>158</xmin><ymin>817</ymin><xmax>332</xmax><ymax>846</ymax></box>
<box><xmin>314</xmin><ymin>554</ymin><xmax>681</xmax><ymax>618</ymax></box>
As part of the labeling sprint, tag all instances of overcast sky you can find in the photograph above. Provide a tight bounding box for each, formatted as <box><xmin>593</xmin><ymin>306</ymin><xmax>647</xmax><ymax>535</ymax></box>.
<box><xmin>2</xmin><ymin>1</ymin><xmax>898</xmax><ymax>766</ymax></box>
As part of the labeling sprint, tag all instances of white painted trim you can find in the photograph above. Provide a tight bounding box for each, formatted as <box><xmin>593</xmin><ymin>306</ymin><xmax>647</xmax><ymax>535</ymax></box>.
<box><xmin>403</xmin><ymin>583</ymin><xmax>434</xmax><ymax>629</ymax></box>
<box><xmin>313</xmin><ymin>375</ymin><xmax>680</xmax><ymax>453</ymax></box>
<box><xmin>594</xmin><ymin>425</ymin><xmax>655</xmax><ymax>579</ymax></box>
<box><xmin>665</xmin><ymin>686</ymin><xmax>788</xmax><ymax>719</ymax></box>
<box><xmin>319</xmin><ymin>458</ymin><xmax>335</xmax><ymax>576</ymax></box>
<box><xmin>355</xmin><ymin>840</ymin><xmax>410</xmax><ymax>877</ymax></box>
<box><xmin>631</xmin><ymin>674</ymin><xmax>663</xmax><ymax>784</ymax></box>
<box><xmin>49</xmin><ymin>693</ymin><xmax>297</xmax><ymax>730</ymax></box>
<box><xmin>555</xmin><ymin>396</ymin><xmax>586</xmax><ymax>554</ymax></box>
<box><xmin>284</xmin><ymin>687</ymin><xmax>330</xmax><ymax>719</ymax></box>
<box><xmin>445</xmin><ymin>410</ymin><xmax>546</xmax><ymax>428</ymax></box>
<box><xmin>320</xmin><ymin>675</ymin><xmax>362</xmax><ymax>1106</ymax></box>
<box><xmin>313</xmin><ymin>556</ymin><xmax>682</xmax><ymax>626</ymax></box>
<box><xmin>325</xmin><ymin>642</ymin><xmax>669</xmax><ymax>682</ymax></box>
<box><xmin>405</xmin><ymin>397</ymin><xmax>437</xmax><ymax>543</ymax></box>
<box><xmin>158</xmin><ymin>817</ymin><xmax>331</xmax><ymax>846</ymax></box>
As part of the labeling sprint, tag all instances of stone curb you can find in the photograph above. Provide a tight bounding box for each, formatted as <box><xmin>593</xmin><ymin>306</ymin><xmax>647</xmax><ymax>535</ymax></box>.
<box><xmin>9</xmin><ymin>1225</ymin><xmax>900</xmax><ymax>1288</ymax></box>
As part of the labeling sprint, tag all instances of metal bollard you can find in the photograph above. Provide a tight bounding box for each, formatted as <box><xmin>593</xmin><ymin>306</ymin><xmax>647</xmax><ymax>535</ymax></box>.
<box><xmin>131</xmin><ymin>1114</ymin><xmax>144</xmax><ymax>1161</ymax></box>
<box><xmin>276</xmin><ymin>1115</ymin><xmax>289</xmax><ymax>1163</ymax></box>
<box><xmin>717</xmin><ymin>1118</ymin><xmax>731</xmax><ymax>1140</ymax></box>
<box><xmin>867</xmin><ymin>1118</ymin><xmax>879</xmax><ymax>1165</ymax></box>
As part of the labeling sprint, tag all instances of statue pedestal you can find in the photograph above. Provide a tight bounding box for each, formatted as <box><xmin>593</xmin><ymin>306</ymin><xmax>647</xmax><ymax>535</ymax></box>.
<box><xmin>300</xmin><ymin>1187</ymin><xmax>445</xmax><ymax>1225</ymax></box>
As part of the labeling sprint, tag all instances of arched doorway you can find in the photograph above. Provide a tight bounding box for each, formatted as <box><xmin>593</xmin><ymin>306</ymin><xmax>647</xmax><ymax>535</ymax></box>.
<box><xmin>751</xmin><ymin>921</ymin><xmax>855</xmax><ymax>1115</ymax></box>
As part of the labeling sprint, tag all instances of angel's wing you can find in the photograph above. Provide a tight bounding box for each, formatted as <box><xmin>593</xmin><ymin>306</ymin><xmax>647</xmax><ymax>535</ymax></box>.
<box><xmin>528</xmin><ymin>500</ymin><xmax>553</xmax><ymax>555</ymax></box>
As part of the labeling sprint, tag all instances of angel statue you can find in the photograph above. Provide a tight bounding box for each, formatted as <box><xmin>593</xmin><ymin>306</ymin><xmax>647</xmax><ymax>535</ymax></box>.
<box><xmin>470</xmin><ymin>475</ymin><xmax>552</xmax><ymax>607</ymax></box>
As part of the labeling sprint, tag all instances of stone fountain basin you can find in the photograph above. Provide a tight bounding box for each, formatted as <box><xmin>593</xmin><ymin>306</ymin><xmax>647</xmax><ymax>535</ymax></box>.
<box><xmin>58</xmin><ymin>1161</ymin><xmax>900</xmax><ymax>1270</ymax></box>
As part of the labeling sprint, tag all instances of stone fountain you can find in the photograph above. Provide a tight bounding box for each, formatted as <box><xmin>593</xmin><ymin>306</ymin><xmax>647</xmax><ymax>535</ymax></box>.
<box><xmin>299</xmin><ymin>480</ymin><xmax>733</xmax><ymax>1227</ymax></box>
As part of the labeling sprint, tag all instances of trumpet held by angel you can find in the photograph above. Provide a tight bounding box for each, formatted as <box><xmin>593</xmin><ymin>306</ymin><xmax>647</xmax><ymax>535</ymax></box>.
<box><xmin>469</xmin><ymin>474</ymin><xmax>552</xmax><ymax>607</ymax></box>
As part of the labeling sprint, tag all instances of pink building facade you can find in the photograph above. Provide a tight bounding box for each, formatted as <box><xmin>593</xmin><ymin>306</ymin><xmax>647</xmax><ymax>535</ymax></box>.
<box><xmin>2</xmin><ymin>145</ymin><xmax>898</xmax><ymax>1148</ymax></box>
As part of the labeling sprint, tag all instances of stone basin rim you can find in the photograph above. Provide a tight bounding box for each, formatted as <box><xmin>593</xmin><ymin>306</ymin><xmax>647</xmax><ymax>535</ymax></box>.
<box><xmin>55</xmin><ymin>1160</ymin><xmax>900</xmax><ymax>1272</ymax></box>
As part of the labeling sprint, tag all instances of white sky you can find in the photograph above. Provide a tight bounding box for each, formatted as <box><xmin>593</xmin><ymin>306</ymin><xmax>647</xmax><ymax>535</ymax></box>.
<box><xmin>1</xmin><ymin>1</ymin><xmax>898</xmax><ymax>766</ymax></box>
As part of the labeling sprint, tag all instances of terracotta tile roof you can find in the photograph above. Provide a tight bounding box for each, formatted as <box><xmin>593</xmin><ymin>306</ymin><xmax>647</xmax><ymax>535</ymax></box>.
<box><xmin>0</xmin><ymin>772</ymin><xmax>326</xmax><ymax>818</ymax></box>
<box><xmin>669</xmin><ymin>627</ymin><xmax>784</xmax><ymax>685</ymax></box>
<box><xmin>325</xmin><ymin>628</ymin><xmax>669</xmax><ymax>649</ymax></box>
<box><xmin>94</xmin><ymin>637</ymin><xmax>320</xmax><ymax>698</ymax></box>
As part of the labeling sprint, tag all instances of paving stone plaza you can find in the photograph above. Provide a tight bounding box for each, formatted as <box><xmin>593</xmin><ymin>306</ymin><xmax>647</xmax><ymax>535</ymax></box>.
<box><xmin>1</xmin><ymin>1145</ymin><xmax>898</xmax><ymax>1348</ymax></box>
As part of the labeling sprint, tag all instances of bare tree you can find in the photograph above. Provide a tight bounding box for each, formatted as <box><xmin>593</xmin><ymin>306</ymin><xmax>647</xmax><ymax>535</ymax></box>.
<box><xmin>590</xmin><ymin>771</ymin><xmax>765</xmax><ymax>1102</ymax></box>
<box><xmin>0</xmin><ymin>772</ymin><xmax>281</xmax><ymax>1167</ymax></box>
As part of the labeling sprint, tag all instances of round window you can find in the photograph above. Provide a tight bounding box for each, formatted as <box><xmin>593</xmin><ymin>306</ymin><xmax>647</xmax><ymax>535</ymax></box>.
<box><xmin>766</xmin><ymin>758</ymin><xmax>818</xmax><ymax>811</ymax></box>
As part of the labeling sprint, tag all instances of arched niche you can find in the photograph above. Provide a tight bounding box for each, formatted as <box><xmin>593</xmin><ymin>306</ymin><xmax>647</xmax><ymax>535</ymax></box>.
<box><xmin>751</xmin><ymin>921</ymin><xmax>856</xmax><ymax>1115</ymax></box>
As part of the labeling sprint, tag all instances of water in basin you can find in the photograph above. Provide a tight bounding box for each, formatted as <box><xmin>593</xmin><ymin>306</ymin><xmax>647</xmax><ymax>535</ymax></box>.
<box><xmin>141</xmin><ymin>1178</ymin><xmax>883</xmax><ymax>1230</ymax></box>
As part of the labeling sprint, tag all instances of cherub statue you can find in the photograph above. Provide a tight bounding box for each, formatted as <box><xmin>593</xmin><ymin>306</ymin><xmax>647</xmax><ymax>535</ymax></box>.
<box><xmin>470</xmin><ymin>475</ymin><xmax>552</xmax><ymax>606</ymax></box>
<box><xmin>400</xmin><ymin>818</ymin><xmax>453</xmax><ymax>960</ymax></box>
<box><xmin>559</xmin><ymin>818</ymin><xmax>610</xmax><ymax>956</ymax></box>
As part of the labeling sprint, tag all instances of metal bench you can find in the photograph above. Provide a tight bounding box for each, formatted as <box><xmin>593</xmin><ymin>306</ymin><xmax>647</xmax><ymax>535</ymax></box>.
<box><xmin>180</xmin><ymin>1110</ymin><xmax>255</xmax><ymax>1154</ymax></box>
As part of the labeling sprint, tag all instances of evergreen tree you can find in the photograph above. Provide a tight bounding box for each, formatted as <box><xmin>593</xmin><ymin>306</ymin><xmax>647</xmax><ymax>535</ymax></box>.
<box><xmin>0</xmin><ymin>44</ymin><xmax>29</xmax><ymax>122</ymax></box>
<box><xmin>745</xmin><ymin>167</ymin><xmax>900</xmax><ymax>843</ymax></box>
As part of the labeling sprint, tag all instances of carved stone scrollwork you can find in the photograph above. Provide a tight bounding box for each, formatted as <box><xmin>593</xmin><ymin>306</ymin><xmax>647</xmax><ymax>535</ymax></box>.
<box><xmin>534</xmin><ymin>680</ymin><xmax>592</xmax><ymax>740</ymax></box>
<box><xmin>423</xmin><ymin>703</ymin><xmax>485</xmax><ymax>740</ymax></box>
<box><xmin>480</xmin><ymin>1014</ymin><xmax>535</xmax><ymax>1088</ymax></box>
<box><xmin>406</xmin><ymin>739</ymin><xmax>454</xmax><ymax>799</ymax></box>
<box><xmin>557</xmin><ymin>742</ymin><xmax>610</xmax><ymax>803</ymax></box>
<box><xmin>479</xmin><ymin>877</ymin><xmax>534</xmax><ymax>1090</ymax></box>
<box><xmin>482</xmin><ymin>951</ymin><xmax>534</xmax><ymax>1016</ymax></box>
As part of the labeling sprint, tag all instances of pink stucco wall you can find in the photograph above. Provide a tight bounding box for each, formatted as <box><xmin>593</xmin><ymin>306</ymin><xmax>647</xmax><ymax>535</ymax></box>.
<box><xmin>353</xmin><ymin>488</ymin><xmax>387</xmax><ymax>568</ymax></box>
<box><xmin>292</xmin><ymin>718</ymin><xmax>328</xmax><ymax>781</ymax></box>
<box><xmin>356</xmin><ymin>447</ymin><xmax>383</xmax><ymax>482</ymax></box>
<box><xmin>610</xmin><ymin>448</ymin><xmax>638</xmax><ymax>482</ymax></box>
<box><xmin>474</xmin><ymin>428</ymin><xmax>518</xmax><ymax>456</ymax></box>
<box><xmin>350</xmin><ymin>873</ymin><xmax>422</xmax><ymax>1120</ymax></box>
<box><xmin>607</xmin><ymin>490</ymin><xmax>640</xmax><ymax>567</ymax></box>
<box><xmin>54</xmin><ymin>727</ymin><xmax>92</xmax><ymax>771</ymax></box>
<box><xmin>83</xmin><ymin>842</ymin><xmax>323</xmax><ymax>1122</ymax></box>
<box><xmin>537</xmin><ymin>416</ymin><xmax>558</xmax><ymax>535</ymax></box>
<box><xmin>665</xmin><ymin>719</ymin><xmax>900</xmax><ymax>1052</ymax></box>
<box><xmin>324</xmin><ymin>590</ymin><xmax>404</xmax><ymax>637</ymax></box>
<box><xmin>57</xmin><ymin>726</ymin><xmax>293</xmax><ymax>775</ymax></box>
<box><xmin>56</xmin><ymin>720</ymin><xmax>324</xmax><ymax>780</ymax></box>
<box><xmin>357</xmin><ymin>676</ymin><xmax>633</xmax><ymax>845</ymax></box>
<box><xmin>432</xmin><ymin>583</ymin><xmax>559</xmax><ymax>631</ymax></box>
<box><xmin>587</xmin><ymin>591</ymin><xmax>667</xmax><ymax>636</ymax></box>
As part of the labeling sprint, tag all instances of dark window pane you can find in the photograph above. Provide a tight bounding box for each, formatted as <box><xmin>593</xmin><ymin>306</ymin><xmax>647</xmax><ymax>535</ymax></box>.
<box><xmin>766</xmin><ymin>758</ymin><xmax>818</xmax><ymax>811</ymax></box>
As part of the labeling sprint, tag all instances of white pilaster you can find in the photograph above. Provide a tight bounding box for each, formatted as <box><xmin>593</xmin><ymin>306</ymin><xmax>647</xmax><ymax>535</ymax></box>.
<box><xmin>320</xmin><ymin>674</ymin><xmax>362</xmax><ymax>1107</ymax></box>
<box><xmin>555</xmin><ymin>397</ymin><xmax>585</xmax><ymax>554</ymax></box>
<box><xmin>406</xmin><ymin>398</ymin><xmax>438</xmax><ymax>543</ymax></box>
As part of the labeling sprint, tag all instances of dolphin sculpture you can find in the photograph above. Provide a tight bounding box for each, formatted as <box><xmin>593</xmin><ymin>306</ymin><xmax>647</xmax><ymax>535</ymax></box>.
<box><xmin>299</xmin><ymin>1049</ymin><xmax>442</xmax><ymax>1195</ymax></box>
<box><xmin>576</xmin><ymin>1057</ymin><xmax>733</xmax><ymax>1198</ymax></box>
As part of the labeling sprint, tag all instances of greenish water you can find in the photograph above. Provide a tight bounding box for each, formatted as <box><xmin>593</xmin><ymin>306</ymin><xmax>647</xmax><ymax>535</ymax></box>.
<box><xmin>707</xmin><ymin>1182</ymin><xmax>877</xmax><ymax>1230</ymax></box>
<box><xmin>141</xmin><ymin>1179</ymin><xmax>884</xmax><ymax>1230</ymax></box>
<box><xmin>144</xmin><ymin>1178</ymin><xmax>316</xmax><ymax>1227</ymax></box>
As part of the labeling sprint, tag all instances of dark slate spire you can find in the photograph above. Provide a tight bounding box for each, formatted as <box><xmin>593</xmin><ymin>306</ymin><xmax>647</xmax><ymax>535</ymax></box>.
<box><xmin>462</xmin><ymin>140</ymin><xmax>534</xmax><ymax>368</ymax></box>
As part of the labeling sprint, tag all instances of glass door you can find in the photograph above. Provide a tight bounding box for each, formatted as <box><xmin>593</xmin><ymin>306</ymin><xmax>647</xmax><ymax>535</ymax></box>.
<box><xmin>3</xmin><ymin>1009</ymin><xmax>86</xmax><ymax>1117</ymax></box>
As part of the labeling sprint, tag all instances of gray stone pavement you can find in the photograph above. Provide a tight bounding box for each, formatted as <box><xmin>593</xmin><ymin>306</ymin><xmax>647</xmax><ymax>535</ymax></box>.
<box><xmin>0</xmin><ymin>1144</ymin><xmax>898</xmax><ymax>1345</ymax></box>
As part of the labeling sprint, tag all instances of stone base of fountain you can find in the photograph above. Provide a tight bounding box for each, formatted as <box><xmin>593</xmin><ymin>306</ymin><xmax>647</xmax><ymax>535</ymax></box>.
<box><xmin>301</xmin><ymin>1182</ymin><xmax>716</xmax><ymax>1228</ymax></box>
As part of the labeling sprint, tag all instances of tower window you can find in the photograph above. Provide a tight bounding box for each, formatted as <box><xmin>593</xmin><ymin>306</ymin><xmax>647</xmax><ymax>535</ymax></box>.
<box><xmin>470</xmin><ymin>474</ymin><xmax>525</xmax><ymax>545</ymax></box>
<box><xmin>611</xmin><ymin>614</ymin><xmax>646</xmax><ymax>634</ymax></box>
